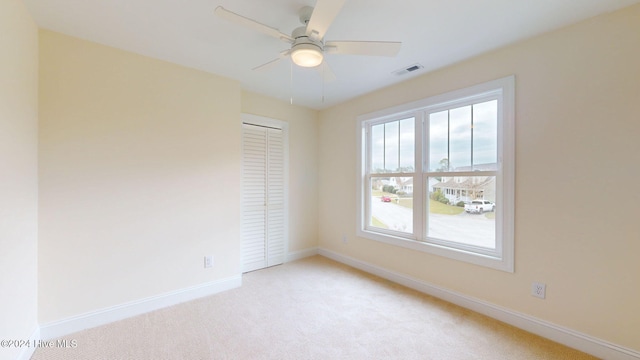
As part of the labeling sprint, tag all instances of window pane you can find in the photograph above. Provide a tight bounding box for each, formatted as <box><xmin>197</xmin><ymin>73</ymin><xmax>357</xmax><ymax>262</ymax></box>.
<box><xmin>428</xmin><ymin>176</ymin><xmax>496</xmax><ymax>249</ymax></box>
<box><xmin>449</xmin><ymin>105</ymin><xmax>472</xmax><ymax>170</ymax></box>
<box><xmin>371</xmin><ymin>124</ymin><xmax>385</xmax><ymax>173</ymax></box>
<box><xmin>399</xmin><ymin>117</ymin><xmax>415</xmax><ymax>172</ymax></box>
<box><xmin>429</xmin><ymin>101</ymin><xmax>498</xmax><ymax>173</ymax></box>
<box><xmin>372</xmin><ymin>118</ymin><xmax>415</xmax><ymax>174</ymax></box>
<box><xmin>384</xmin><ymin>122</ymin><xmax>399</xmax><ymax>172</ymax></box>
<box><xmin>429</xmin><ymin>111</ymin><xmax>449</xmax><ymax>172</ymax></box>
<box><xmin>370</xmin><ymin>177</ymin><xmax>413</xmax><ymax>233</ymax></box>
<box><xmin>472</xmin><ymin>100</ymin><xmax>498</xmax><ymax>170</ymax></box>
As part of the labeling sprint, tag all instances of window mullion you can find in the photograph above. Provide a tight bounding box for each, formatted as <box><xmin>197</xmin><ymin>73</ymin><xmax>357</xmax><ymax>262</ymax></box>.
<box><xmin>413</xmin><ymin>112</ymin><xmax>424</xmax><ymax>241</ymax></box>
<box><xmin>422</xmin><ymin>111</ymin><xmax>430</xmax><ymax>242</ymax></box>
<box><xmin>365</xmin><ymin>125</ymin><xmax>373</xmax><ymax>230</ymax></box>
<box><xmin>382</xmin><ymin>124</ymin><xmax>386</xmax><ymax>171</ymax></box>
<box><xmin>447</xmin><ymin>110</ymin><xmax>450</xmax><ymax>171</ymax></box>
<box><xmin>471</xmin><ymin>104</ymin><xmax>474</xmax><ymax>170</ymax></box>
<box><xmin>397</xmin><ymin>122</ymin><xmax>401</xmax><ymax>173</ymax></box>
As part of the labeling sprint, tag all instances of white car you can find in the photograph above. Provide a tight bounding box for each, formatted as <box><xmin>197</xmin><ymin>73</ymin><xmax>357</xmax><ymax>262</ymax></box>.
<box><xmin>464</xmin><ymin>200</ymin><xmax>495</xmax><ymax>214</ymax></box>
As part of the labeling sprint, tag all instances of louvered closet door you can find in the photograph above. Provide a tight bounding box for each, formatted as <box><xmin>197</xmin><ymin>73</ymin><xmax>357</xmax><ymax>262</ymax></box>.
<box><xmin>266</xmin><ymin>128</ymin><xmax>285</xmax><ymax>267</ymax></box>
<box><xmin>241</xmin><ymin>124</ymin><xmax>285</xmax><ymax>273</ymax></box>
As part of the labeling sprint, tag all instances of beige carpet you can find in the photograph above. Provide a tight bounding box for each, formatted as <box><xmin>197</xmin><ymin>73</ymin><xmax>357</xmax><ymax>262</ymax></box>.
<box><xmin>32</xmin><ymin>256</ymin><xmax>597</xmax><ymax>359</ymax></box>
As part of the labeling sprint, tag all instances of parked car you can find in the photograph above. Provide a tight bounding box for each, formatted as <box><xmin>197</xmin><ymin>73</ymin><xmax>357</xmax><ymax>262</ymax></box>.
<box><xmin>464</xmin><ymin>200</ymin><xmax>495</xmax><ymax>214</ymax></box>
<box><xmin>381</xmin><ymin>196</ymin><xmax>392</xmax><ymax>202</ymax></box>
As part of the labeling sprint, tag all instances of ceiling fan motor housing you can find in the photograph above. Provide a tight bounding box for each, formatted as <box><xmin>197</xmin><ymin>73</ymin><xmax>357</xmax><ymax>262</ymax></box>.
<box><xmin>292</xmin><ymin>26</ymin><xmax>320</xmax><ymax>45</ymax></box>
<box><xmin>290</xmin><ymin>26</ymin><xmax>324</xmax><ymax>67</ymax></box>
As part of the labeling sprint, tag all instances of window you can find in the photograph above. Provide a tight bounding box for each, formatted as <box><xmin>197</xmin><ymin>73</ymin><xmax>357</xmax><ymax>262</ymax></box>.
<box><xmin>357</xmin><ymin>76</ymin><xmax>515</xmax><ymax>272</ymax></box>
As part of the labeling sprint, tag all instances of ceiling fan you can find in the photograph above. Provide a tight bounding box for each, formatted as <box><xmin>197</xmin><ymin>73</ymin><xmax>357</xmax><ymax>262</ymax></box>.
<box><xmin>214</xmin><ymin>0</ymin><xmax>402</xmax><ymax>73</ymax></box>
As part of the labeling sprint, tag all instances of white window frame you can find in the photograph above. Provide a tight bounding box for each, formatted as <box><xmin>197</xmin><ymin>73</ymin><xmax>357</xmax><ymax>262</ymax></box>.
<box><xmin>357</xmin><ymin>76</ymin><xmax>515</xmax><ymax>272</ymax></box>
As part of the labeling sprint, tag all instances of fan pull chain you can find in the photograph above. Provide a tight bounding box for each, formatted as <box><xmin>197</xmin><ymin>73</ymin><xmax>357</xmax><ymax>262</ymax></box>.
<box><xmin>290</xmin><ymin>61</ymin><xmax>293</xmax><ymax>105</ymax></box>
<box><xmin>322</xmin><ymin>62</ymin><xmax>325</xmax><ymax>103</ymax></box>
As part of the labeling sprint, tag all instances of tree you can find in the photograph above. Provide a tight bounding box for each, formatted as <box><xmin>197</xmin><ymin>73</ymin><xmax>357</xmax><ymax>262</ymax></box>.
<box><xmin>396</xmin><ymin>166</ymin><xmax>415</xmax><ymax>173</ymax></box>
<box><xmin>435</xmin><ymin>158</ymin><xmax>449</xmax><ymax>181</ymax></box>
<box><xmin>437</xmin><ymin>158</ymin><xmax>450</xmax><ymax>171</ymax></box>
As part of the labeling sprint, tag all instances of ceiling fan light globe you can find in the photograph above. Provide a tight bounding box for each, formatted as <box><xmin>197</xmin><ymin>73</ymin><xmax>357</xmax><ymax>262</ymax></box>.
<box><xmin>291</xmin><ymin>43</ymin><xmax>323</xmax><ymax>67</ymax></box>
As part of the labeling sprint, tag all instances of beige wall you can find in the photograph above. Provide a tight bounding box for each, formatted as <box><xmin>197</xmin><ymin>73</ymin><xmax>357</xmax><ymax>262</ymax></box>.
<box><xmin>0</xmin><ymin>0</ymin><xmax>39</xmax><ymax>358</ymax></box>
<box><xmin>318</xmin><ymin>4</ymin><xmax>640</xmax><ymax>351</ymax></box>
<box><xmin>37</xmin><ymin>31</ymin><xmax>320</xmax><ymax>325</ymax></box>
<box><xmin>38</xmin><ymin>31</ymin><xmax>242</xmax><ymax>323</ymax></box>
<box><xmin>7</xmin><ymin>0</ymin><xmax>636</xmax><ymax>353</ymax></box>
<box><xmin>241</xmin><ymin>91</ymin><xmax>319</xmax><ymax>253</ymax></box>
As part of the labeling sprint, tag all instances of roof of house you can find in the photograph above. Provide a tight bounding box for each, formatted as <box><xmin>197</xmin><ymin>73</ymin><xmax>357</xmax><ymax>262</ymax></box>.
<box><xmin>432</xmin><ymin>176</ymin><xmax>495</xmax><ymax>190</ymax></box>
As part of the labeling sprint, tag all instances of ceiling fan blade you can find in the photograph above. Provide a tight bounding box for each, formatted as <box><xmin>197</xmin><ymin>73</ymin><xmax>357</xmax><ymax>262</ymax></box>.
<box><xmin>215</xmin><ymin>6</ymin><xmax>293</xmax><ymax>43</ymax></box>
<box><xmin>305</xmin><ymin>0</ymin><xmax>347</xmax><ymax>40</ymax></box>
<box><xmin>252</xmin><ymin>58</ymin><xmax>284</xmax><ymax>72</ymax></box>
<box><xmin>252</xmin><ymin>50</ymin><xmax>291</xmax><ymax>72</ymax></box>
<box><xmin>324</xmin><ymin>41</ymin><xmax>402</xmax><ymax>57</ymax></box>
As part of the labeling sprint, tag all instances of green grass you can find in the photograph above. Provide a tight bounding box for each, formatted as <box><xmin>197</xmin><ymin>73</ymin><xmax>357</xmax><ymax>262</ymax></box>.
<box><xmin>373</xmin><ymin>193</ymin><xmax>464</xmax><ymax>216</ymax></box>
<box><xmin>372</xmin><ymin>190</ymin><xmax>495</xmax><ymax>225</ymax></box>
<box><xmin>372</xmin><ymin>190</ymin><xmax>466</xmax><ymax>216</ymax></box>
<box><xmin>371</xmin><ymin>216</ymin><xmax>388</xmax><ymax>229</ymax></box>
<box><xmin>428</xmin><ymin>199</ymin><xmax>465</xmax><ymax>215</ymax></box>
<box><xmin>396</xmin><ymin>198</ymin><xmax>412</xmax><ymax>209</ymax></box>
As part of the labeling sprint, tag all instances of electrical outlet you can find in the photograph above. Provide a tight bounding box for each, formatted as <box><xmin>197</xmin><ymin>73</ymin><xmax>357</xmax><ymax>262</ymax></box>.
<box><xmin>532</xmin><ymin>282</ymin><xmax>546</xmax><ymax>299</ymax></box>
<box><xmin>341</xmin><ymin>234</ymin><xmax>348</xmax><ymax>244</ymax></box>
<box><xmin>204</xmin><ymin>255</ymin><xmax>213</xmax><ymax>269</ymax></box>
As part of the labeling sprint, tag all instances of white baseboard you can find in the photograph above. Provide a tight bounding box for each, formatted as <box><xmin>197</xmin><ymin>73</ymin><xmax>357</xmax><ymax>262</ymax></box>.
<box><xmin>285</xmin><ymin>247</ymin><xmax>318</xmax><ymax>263</ymax></box>
<box><xmin>13</xmin><ymin>326</ymin><xmax>40</xmax><ymax>360</ymax></box>
<box><xmin>39</xmin><ymin>275</ymin><xmax>242</xmax><ymax>341</ymax></box>
<box><xmin>318</xmin><ymin>248</ymin><xmax>640</xmax><ymax>360</ymax></box>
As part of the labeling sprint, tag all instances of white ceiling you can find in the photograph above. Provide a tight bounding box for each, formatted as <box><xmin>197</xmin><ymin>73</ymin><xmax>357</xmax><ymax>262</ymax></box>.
<box><xmin>24</xmin><ymin>0</ymin><xmax>640</xmax><ymax>110</ymax></box>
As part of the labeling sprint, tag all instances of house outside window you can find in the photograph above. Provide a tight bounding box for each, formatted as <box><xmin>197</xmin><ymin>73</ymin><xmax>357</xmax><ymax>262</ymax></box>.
<box><xmin>357</xmin><ymin>76</ymin><xmax>515</xmax><ymax>272</ymax></box>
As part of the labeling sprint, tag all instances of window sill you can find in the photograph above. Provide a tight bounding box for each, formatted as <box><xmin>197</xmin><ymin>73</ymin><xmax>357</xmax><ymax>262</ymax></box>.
<box><xmin>357</xmin><ymin>228</ymin><xmax>514</xmax><ymax>273</ymax></box>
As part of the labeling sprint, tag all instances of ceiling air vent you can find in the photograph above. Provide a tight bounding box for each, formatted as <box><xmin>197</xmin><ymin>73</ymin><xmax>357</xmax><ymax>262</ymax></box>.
<box><xmin>393</xmin><ymin>63</ymin><xmax>424</xmax><ymax>76</ymax></box>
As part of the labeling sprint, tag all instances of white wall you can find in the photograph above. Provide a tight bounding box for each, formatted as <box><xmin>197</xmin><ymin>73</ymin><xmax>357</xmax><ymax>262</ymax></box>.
<box><xmin>38</xmin><ymin>31</ymin><xmax>242</xmax><ymax>323</ymax></box>
<box><xmin>241</xmin><ymin>91</ymin><xmax>319</xmax><ymax>254</ymax></box>
<box><xmin>0</xmin><ymin>1</ymin><xmax>39</xmax><ymax>359</ymax></box>
<box><xmin>318</xmin><ymin>4</ymin><xmax>640</xmax><ymax>351</ymax></box>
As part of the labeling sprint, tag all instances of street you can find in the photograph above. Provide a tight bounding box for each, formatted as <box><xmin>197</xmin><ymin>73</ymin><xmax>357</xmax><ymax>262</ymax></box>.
<box><xmin>371</xmin><ymin>199</ymin><xmax>495</xmax><ymax>248</ymax></box>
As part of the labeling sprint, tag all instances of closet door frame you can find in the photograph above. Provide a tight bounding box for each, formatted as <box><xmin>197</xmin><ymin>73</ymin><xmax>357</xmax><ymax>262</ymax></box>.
<box><xmin>240</xmin><ymin>113</ymin><xmax>289</xmax><ymax>272</ymax></box>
